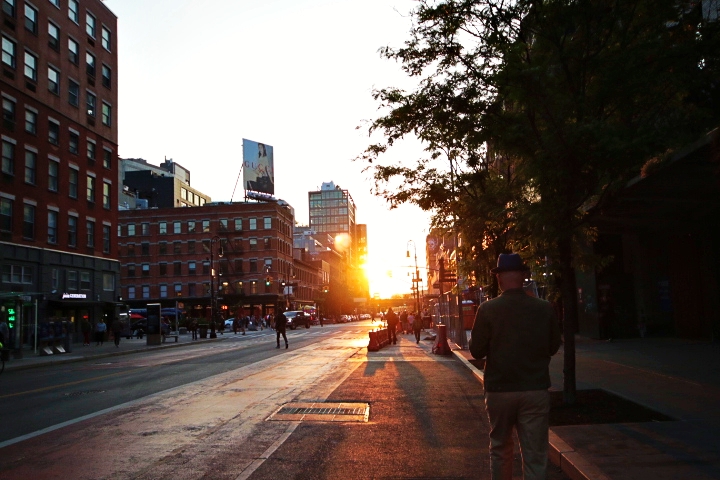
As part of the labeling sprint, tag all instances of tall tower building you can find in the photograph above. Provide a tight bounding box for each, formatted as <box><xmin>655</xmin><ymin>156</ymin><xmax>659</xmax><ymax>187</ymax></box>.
<box><xmin>1</xmin><ymin>1</ymin><xmax>120</xmax><ymax>342</ymax></box>
<box><xmin>308</xmin><ymin>181</ymin><xmax>356</xmax><ymax>262</ymax></box>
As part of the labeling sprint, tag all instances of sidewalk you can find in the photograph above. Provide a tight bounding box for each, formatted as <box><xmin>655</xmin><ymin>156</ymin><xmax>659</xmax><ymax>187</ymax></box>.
<box><xmin>455</xmin><ymin>334</ymin><xmax>720</xmax><ymax>480</ymax></box>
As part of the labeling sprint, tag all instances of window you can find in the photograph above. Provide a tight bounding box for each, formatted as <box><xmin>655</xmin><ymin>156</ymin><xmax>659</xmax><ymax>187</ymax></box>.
<box><xmin>142</xmin><ymin>285</ymin><xmax>149</xmax><ymax>299</ymax></box>
<box><xmin>87</xmin><ymin>140</ymin><xmax>95</xmax><ymax>161</ymax></box>
<box><xmin>249</xmin><ymin>218</ymin><xmax>257</xmax><ymax>230</ymax></box>
<box><xmin>127</xmin><ymin>264</ymin><xmax>135</xmax><ymax>277</ymax></box>
<box><xmin>249</xmin><ymin>259</ymin><xmax>258</xmax><ymax>273</ymax></box>
<box><xmin>49</xmin><ymin>0</ymin><xmax>59</xmax><ymax>7</ymax></box>
<box><xmin>48</xmin><ymin>22</ymin><xmax>59</xmax><ymax>50</ymax></box>
<box><xmin>127</xmin><ymin>223</ymin><xmax>135</xmax><ymax>236</ymax></box>
<box><xmin>24</xmin><ymin>149</ymin><xmax>36</xmax><ymax>184</ymax></box>
<box><xmin>101</xmin><ymin>102</ymin><xmax>111</xmax><ymax>126</ymax></box>
<box><xmin>48</xmin><ymin>66</ymin><xmax>60</xmax><ymax>94</ymax></box>
<box><xmin>234</xmin><ymin>259</ymin><xmax>243</xmax><ymax>273</ymax></box>
<box><xmin>219</xmin><ymin>218</ymin><xmax>228</xmax><ymax>231</ymax></box>
<box><xmin>173</xmin><ymin>221</ymin><xmax>181</xmax><ymax>234</ymax></box>
<box><xmin>48</xmin><ymin>159</ymin><xmax>58</xmax><ymax>191</ymax></box>
<box><xmin>86</xmin><ymin>91</ymin><xmax>96</xmax><ymax>116</ymax></box>
<box><xmin>24</xmin><ymin>4</ymin><xmax>37</xmax><ymax>34</ymax></box>
<box><xmin>69</xmin><ymin>130</ymin><xmax>79</xmax><ymax>154</ymax></box>
<box><xmin>141</xmin><ymin>222</ymin><xmax>149</xmax><ymax>235</ymax></box>
<box><xmin>80</xmin><ymin>271</ymin><xmax>90</xmax><ymax>290</ymax></box>
<box><xmin>234</xmin><ymin>218</ymin><xmax>242</xmax><ymax>231</ymax></box>
<box><xmin>68</xmin><ymin>0</ymin><xmax>78</xmax><ymax>23</ymax></box>
<box><xmin>102</xmin><ymin>181</ymin><xmax>110</xmax><ymax>209</ymax></box>
<box><xmin>103</xmin><ymin>273</ymin><xmax>114</xmax><ymax>291</ymax></box>
<box><xmin>173</xmin><ymin>262</ymin><xmax>181</xmax><ymax>275</ymax></box>
<box><xmin>174</xmin><ymin>284</ymin><xmax>182</xmax><ymax>297</ymax></box>
<box><xmin>68</xmin><ymin>79</ymin><xmax>79</xmax><ymax>106</ymax></box>
<box><xmin>187</xmin><ymin>240</ymin><xmax>195</xmax><ymax>254</ymax></box>
<box><xmin>159</xmin><ymin>285</ymin><xmax>167</xmax><ymax>298</ymax></box>
<box><xmin>2</xmin><ymin>36</ymin><xmax>16</xmax><ymax>69</ymax></box>
<box><xmin>48</xmin><ymin>120</ymin><xmax>59</xmax><ymax>145</ymax></box>
<box><xmin>1</xmin><ymin>265</ymin><xmax>33</xmax><ymax>284</ymax></box>
<box><xmin>159</xmin><ymin>241</ymin><xmax>167</xmax><ymax>255</ymax></box>
<box><xmin>68</xmin><ymin>168</ymin><xmax>78</xmax><ymax>198</ymax></box>
<box><xmin>101</xmin><ymin>26</ymin><xmax>111</xmax><ymax>51</ymax></box>
<box><xmin>173</xmin><ymin>241</ymin><xmax>181</xmax><ymax>254</ymax></box>
<box><xmin>142</xmin><ymin>264</ymin><xmax>150</xmax><ymax>276</ymax></box>
<box><xmin>188</xmin><ymin>261</ymin><xmax>196</xmax><ymax>275</ymax></box>
<box><xmin>159</xmin><ymin>222</ymin><xmax>167</xmax><ymax>234</ymax></box>
<box><xmin>2</xmin><ymin>0</ymin><xmax>15</xmax><ymax>17</ymax></box>
<box><xmin>103</xmin><ymin>148</ymin><xmax>111</xmax><ymax>169</ymax></box>
<box><xmin>188</xmin><ymin>283</ymin><xmax>196</xmax><ymax>297</ymax></box>
<box><xmin>263</xmin><ymin>237</ymin><xmax>270</xmax><ymax>249</ymax></box>
<box><xmin>86</xmin><ymin>175</ymin><xmax>95</xmax><ymax>202</ymax></box>
<box><xmin>2</xmin><ymin>97</ymin><xmax>14</xmax><ymax>130</ymax></box>
<box><xmin>67</xmin><ymin>270</ymin><xmax>77</xmax><ymax>290</ymax></box>
<box><xmin>264</xmin><ymin>217</ymin><xmax>272</xmax><ymax>229</ymax></box>
<box><xmin>159</xmin><ymin>263</ymin><xmax>166</xmax><ymax>275</ymax></box>
<box><xmin>141</xmin><ymin>242</ymin><xmax>149</xmax><ymax>255</ymax></box>
<box><xmin>202</xmin><ymin>220</ymin><xmax>210</xmax><ymax>232</ymax></box>
<box><xmin>101</xmin><ymin>64</ymin><xmax>111</xmax><ymax>88</ymax></box>
<box><xmin>86</xmin><ymin>51</ymin><xmax>95</xmax><ymax>77</ymax></box>
<box><xmin>249</xmin><ymin>238</ymin><xmax>257</xmax><ymax>251</ymax></box>
<box><xmin>128</xmin><ymin>286</ymin><xmax>135</xmax><ymax>299</ymax></box>
<box><xmin>52</xmin><ymin>268</ymin><xmax>58</xmax><ymax>290</ymax></box>
<box><xmin>187</xmin><ymin>220</ymin><xmax>195</xmax><ymax>233</ymax></box>
<box><xmin>102</xmin><ymin>224</ymin><xmax>110</xmax><ymax>253</ymax></box>
<box><xmin>24</xmin><ymin>108</ymin><xmax>36</xmax><ymax>134</ymax></box>
<box><xmin>47</xmin><ymin>210</ymin><xmax>58</xmax><ymax>243</ymax></box>
<box><xmin>202</xmin><ymin>261</ymin><xmax>209</xmax><ymax>275</ymax></box>
<box><xmin>68</xmin><ymin>38</ymin><xmax>78</xmax><ymax>64</ymax></box>
<box><xmin>0</xmin><ymin>197</ymin><xmax>11</xmax><ymax>232</ymax></box>
<box><xmin>1</xmin><ymin>139</ymin><xmax>15</xmax><ymax>175</ymax></box>
<box><xmin>24</xmin><ymin>50</ymin><xmax>37</xmax><ymax>81</ymax></box>
<box><xmin>68</xmin><ymin>215</ymin><xmax>77</xmax><ymax>247</ymax></box>
<box><xmin>86</xmin><ymin>12</ymin><xmax>95</xmax><ymax>38</ymax></box>
<box><xmin>22</xmin><ymin>203</ymin><xmax>34</xmax><ymax>239</ymax></box>
<box><xmin>86</xmin><ymin>220</ymin><xmax>94</xmax><ymax>247</ymax></box>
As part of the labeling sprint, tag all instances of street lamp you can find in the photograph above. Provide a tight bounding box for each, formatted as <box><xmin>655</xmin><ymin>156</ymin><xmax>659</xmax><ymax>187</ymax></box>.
<box><xmin>407</xmin><ymin>240</ymin><xmax>420</xmax><ymax>315</ymax></box>
<box><xmin>209</xmin><ymin>235</ymin><xmax>224</xmax><ymax>339</ymax></box>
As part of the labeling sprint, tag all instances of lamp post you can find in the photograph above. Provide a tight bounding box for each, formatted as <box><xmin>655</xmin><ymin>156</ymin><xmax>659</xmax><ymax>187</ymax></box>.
<box><xmin>407</xmin><ymin>240</ymin><xmax>420</xmax><ymax>315</ymax></box>
<box><xmin>209</xmin><ymin>235</ymin><xmax>223</xmax><ymax>339</ymax></box>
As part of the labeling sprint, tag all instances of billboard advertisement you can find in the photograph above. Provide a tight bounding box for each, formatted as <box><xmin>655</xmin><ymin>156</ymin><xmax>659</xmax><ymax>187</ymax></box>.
<box><xmin>243</xmin><ymin>139</ymin><xmax>275</xmax><ymax>195</ymax></box>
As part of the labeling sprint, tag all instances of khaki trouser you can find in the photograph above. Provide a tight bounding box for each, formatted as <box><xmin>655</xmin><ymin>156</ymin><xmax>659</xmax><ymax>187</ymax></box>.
<box><xmin>484</xmin><ymin>389</ymin><xmax>550</xmax><ymax>480</ymax></box>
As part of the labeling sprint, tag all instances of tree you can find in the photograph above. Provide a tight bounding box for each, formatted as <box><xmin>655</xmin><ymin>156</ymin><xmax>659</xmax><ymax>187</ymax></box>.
<box><xmin>360</xmin><ymin>0</ymin><xmax>719</xmax><ymax>404</ymax></box>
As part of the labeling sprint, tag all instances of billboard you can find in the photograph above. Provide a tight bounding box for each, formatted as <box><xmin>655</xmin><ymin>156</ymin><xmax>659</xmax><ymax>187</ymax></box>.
<box><xmin>243</xmin><ymin>139</ymin><xmax>275</xmax><ymax>195</ymax></box>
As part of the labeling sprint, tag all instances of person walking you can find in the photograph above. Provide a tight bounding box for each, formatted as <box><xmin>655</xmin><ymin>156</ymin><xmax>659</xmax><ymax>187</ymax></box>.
<box><xmin>470</xmin><ymin>253</ymin><xmax>561</xmax><ymax>480</ymax></box>
<box><xmin>275</xmin><ymin>308</ymin><xmax>288</xmax><ymax>349</ymax></box>
<box><xmin>111</xmin><ymin>317</ymin><xmax>122</xmax><ymax>347</ymax></box>
<box><xmin>385</xmin><ymin>308</ymin><xmax>399</xmax><ymax>345</ymax></box>
<box><xmin>411</xmin><ymin>311</ymin><xmax>423</xmax><ymax>344</ymax></box>
<box><xmin>190</xmin><ymin>318</ymin><xmax>198</xmax><ymax>340</ymax></box>
<box><xmin>94</xmin><ymin>319</ymin><xmax>107</xmax><ymax>346</ymax></box>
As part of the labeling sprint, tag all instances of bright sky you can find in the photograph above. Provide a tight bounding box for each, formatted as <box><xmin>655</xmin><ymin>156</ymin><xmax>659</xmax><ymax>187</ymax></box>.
<box><xmin>104</xmin><ymin>0</ymin><xmax>432</xmax><ymax>298</ymax></box>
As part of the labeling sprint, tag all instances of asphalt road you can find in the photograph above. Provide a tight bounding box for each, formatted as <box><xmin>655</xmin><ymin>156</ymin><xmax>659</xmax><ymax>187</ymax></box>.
<box><xmin>0</xmin><ymin>324</ymin><xmax>348</xmax><ymax>444</ymax></box>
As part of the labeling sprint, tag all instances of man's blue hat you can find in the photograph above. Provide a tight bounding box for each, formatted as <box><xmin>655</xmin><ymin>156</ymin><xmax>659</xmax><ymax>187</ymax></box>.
<box><xmin>491</xmin><ymin>253</ymin><xmax>530</xmax><ymax>273</ymax></box>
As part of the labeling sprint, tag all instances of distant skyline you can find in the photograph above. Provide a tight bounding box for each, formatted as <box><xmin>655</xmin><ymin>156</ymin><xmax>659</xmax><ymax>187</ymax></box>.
<box><xmin>105</xmin><ymin>0</ymin><xmax>432</xmax><ymax>298</ymax></box>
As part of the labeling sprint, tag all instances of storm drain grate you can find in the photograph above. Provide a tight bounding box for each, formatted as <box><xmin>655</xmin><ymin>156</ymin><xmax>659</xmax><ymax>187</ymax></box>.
<box><xmin>269</xmin><ymin>402</ymin><xmax>369</xmax><ymax>422</ymax></box>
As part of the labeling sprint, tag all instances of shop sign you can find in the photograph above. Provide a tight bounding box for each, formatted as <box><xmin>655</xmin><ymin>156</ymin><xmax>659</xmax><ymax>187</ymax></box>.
<box><xmin>62</xmin><ymin>293</ymin><xmax>87</xmax><ymax>299</ymax></box>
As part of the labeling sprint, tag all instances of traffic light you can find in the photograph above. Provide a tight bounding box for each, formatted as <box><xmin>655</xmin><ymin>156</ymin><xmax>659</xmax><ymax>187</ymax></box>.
<box><xmin>265</xmin><ymin>276</ymin><xmax>272</xmax><ymax>286</ymax></box>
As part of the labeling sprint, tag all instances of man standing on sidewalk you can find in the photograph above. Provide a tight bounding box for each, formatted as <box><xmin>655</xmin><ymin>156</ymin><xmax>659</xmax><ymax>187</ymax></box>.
<box><xmin>470</xmin><ymin>253</ymin><xmax>561</xmax><ymax>480</ymax></box>
<box><xmin>275</xmin><ymin>308</ymin><xmax>288</xmax><ymax>349</ymax></box>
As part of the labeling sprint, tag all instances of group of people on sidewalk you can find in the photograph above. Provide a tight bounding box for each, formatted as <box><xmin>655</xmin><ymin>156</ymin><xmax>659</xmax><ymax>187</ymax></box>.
<box><xmin>382</xmin><ymin>308</ymin><xmax>425</xmax><ymax>344</ymax></box>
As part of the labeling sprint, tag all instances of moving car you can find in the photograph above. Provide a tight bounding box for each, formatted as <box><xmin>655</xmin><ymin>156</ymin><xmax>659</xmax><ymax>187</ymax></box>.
<box><xmin>282</xmin><ymin>311</ymin><xmax>308</xmax><ymax>330</ymax></box>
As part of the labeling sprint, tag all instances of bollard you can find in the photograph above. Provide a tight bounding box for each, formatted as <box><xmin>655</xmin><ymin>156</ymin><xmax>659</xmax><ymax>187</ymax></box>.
<box><xmin>367</xmin><ymin>330</ymin><xmax>380</xmax><ymax>352</ymax></box>
<box><xmin>432</xmin><ymin>324</ymin><xmax>452</xmax><ymax>355</ymax></box>
<box><xmin>379</xmin><ymin>327</ymin><xmax>388</xmax><ymax>347</ymax></box>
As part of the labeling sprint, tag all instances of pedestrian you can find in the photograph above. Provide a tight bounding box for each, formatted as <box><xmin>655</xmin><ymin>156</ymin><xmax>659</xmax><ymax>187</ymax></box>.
<box><xmin>0</xmin><ymin>317</ymin><xmax>9</xmax><ymax>345</ymax></box>
<box><xmin>190</xmin><ymin>318</ymin><xmax>198</xmax><ymax>340</ymax></box>
<box><xmin>81</xmin><ymin>318</ymin><xmax>92</xmax><ymax>346</ymax></box>
<box><xmin>385</xmin><ymin>308</ymin><xmax>399</xmax><ymax>345</ymax></box>
<box><xmin>95</xmin><ymin>319</ymin><xmax>107</xmax><ymax>346</ymax></box>
<box><xmin>470</xmin><ymin>253</ymin><xmax>561</xmax><ymax>480</ymax></box>
<box><xmin>275</xmin><ymin>308</ymin><xmax>288</xmax><ymax>349</ymax></box>
<box><xmin>400</xmin><ymin>310</ymin><xmax>409</xmax><ymax>334</ymax></box>
<box><xmin>412</xmin><ymin>311</ymin><xmax>423</xmax><ymax>344</ymax></box>
<box><xmin>111</xmin><ymin>317</ymin><xmax>122</xmax><ymax>348</ymax></box>
<box><xmin>233</xmin><ymin>317</ymin><xmax>240</xmax><ymax>334</ymax></box>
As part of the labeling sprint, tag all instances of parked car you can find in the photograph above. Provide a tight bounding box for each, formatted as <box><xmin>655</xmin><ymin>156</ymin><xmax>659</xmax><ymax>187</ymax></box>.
<box><xmin>282</xmin><ymin>311</ymin><xmax>308</xmax><ymax>330</ymax></box>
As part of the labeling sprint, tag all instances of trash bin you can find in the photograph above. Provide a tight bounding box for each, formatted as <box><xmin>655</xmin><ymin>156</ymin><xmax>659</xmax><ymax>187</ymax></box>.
<box><xmin>199</xmin><ymin>324</ymin><xmax>208</xmax><ymax>339</ymax></box>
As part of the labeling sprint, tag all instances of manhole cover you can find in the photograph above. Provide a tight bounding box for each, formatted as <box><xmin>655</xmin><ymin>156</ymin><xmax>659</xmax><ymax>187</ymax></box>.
<box><xmin>268</xmin><ymin>402</ymin><xmax>369</xmax><ymax>422</ymax></box>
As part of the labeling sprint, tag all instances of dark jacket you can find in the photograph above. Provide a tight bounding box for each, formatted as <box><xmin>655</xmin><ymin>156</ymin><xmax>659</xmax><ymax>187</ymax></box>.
<box><xmin>275</xmin><ymin>312</ymin><xmax>288</xmax><ymax>331</ymax></box>
<box><xmin>469</xmin><ymin>288</ymin><xmax>561</xmax><ymax>392</ymax></box>
<box><xmin>385</xmin><ymin>310</ymin><xmax>398</xmax><ymax>326</ymax></box>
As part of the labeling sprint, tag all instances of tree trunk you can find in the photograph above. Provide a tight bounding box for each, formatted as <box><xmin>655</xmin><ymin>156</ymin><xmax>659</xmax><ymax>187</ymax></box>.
<box><xmin>558</xmin><ymin>236</ymin><xmax>578</xmax><ymax>405</ymax></box>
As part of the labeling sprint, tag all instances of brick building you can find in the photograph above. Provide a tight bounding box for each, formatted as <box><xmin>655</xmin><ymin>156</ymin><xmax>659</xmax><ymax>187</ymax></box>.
<box><xmin>118</xmin><ymin>201</ymin><xmax>299</xmax><ymax>322</ymax></box>
<box><xmin>1</xmin><ymin>0</ymin><xmax>120</xmax><ymax>346</ymax></box>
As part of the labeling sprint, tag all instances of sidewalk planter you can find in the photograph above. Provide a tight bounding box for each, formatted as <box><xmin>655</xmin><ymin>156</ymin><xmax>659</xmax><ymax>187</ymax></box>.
<box><xmin>199</xmin><ymin>324</ymin><xmax>208</xmax><ymax>339</ymax></box>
